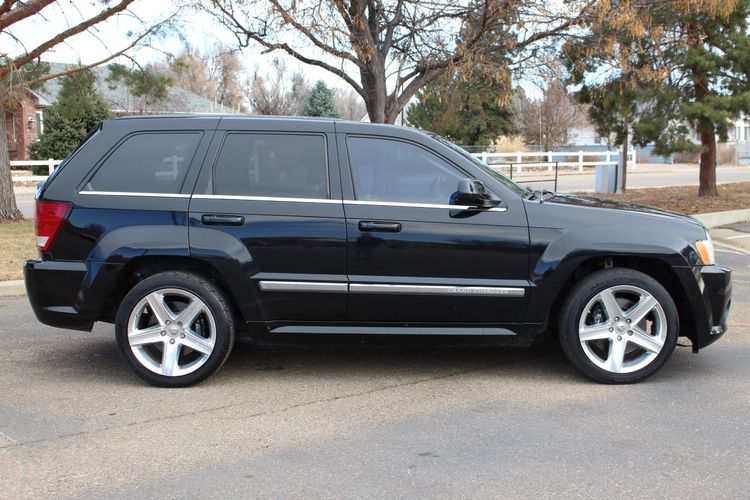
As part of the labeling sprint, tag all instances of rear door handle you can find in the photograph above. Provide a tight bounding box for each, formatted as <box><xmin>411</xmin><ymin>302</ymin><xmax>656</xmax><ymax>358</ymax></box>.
<box><xmin>201</xmin><ymin>214</ymin><xmax>245</xmax><ymax>226</ymax></box>
<box><xmin>358</xmin><ymin>221</ymin><xmax>402</xmax><ymax>232</ymax></box>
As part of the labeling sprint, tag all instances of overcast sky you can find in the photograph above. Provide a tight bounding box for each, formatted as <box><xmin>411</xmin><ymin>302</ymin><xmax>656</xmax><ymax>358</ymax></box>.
<box><xmin>1</xmin><ymin>1</ymin><xmax>343</xmax><ymax>88</ymax></box>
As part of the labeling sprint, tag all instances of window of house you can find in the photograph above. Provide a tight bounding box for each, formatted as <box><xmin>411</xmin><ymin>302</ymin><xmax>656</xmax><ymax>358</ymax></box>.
<box><xmin>213</xmin><ymin>133</ymin><xmax>328</xmax><ymax>199</ymax></box>
<box><xmin>347</xmin><ymin>136</ymin><xmax>465</xmax><ymax>204</ymax></box>
<box><xmin>83</xmin><ymin>132</ymin><xmax>202</xmax><ymax>194</ymax></box>
<box><xmin>36</xmin><ymin>111</ymin><xmax>44</xmax><ymax>136</ymax></box>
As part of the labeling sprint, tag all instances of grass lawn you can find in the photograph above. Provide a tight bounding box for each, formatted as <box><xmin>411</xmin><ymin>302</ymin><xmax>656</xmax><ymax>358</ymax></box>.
<box><xmin>0</xmin><ymin>220</ymin><xmax>36</xmax><ymax>281</ymax></box>
<box><xmin>577</xmin><ymin>182</ymin><xmax>750</xmax><ymax>215</ymax></box>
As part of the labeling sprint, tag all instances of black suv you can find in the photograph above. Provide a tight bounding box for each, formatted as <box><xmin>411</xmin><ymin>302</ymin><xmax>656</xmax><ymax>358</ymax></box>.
<box><xmin>25</xmin><ymin>116</ymin><xmax>731</xmax><ymax>386</ymax></box>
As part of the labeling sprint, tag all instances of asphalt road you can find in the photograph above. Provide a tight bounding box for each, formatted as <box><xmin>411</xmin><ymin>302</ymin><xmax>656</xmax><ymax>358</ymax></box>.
<box><xmin>518</xmin><ymin>165</ymin><xmax>750</xmax><ymax>192</ymax></box>
<box><xmin>1</xmin><ymin>247</ymin><xmax>748</xmax><ymax>498</ymax></box>
<box><xmin>14</xmin><ymin>166</ymin><xmax>750</xmax><ymax>218</ymax></box>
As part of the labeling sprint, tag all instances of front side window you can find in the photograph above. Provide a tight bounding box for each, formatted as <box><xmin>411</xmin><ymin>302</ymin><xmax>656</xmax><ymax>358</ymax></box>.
<box><xmin>213</xmin><ymin>133</ymin><xmax>328</xmax><ymax>199</ymax></box>
<box><xmin>84</xmin><ymin>132</ymin><xmax>202</xmax><ymax>193</ymax></box>
<box><xmin>347</xmin><ymin>136</ymin><xmax>464</xmax><ymax>204</ymax></box>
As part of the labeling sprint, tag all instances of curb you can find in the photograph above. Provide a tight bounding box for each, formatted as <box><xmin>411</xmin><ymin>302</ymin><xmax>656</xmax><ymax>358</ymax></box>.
<box><xmin>0</xmin><ymin>280</ymin><xmax>26</xmax><ymax>298</ymax></box>
<box><xmin>693</xmin><ymin>209</ymin><xmax>750</xmax><ymax>228</ymax></box>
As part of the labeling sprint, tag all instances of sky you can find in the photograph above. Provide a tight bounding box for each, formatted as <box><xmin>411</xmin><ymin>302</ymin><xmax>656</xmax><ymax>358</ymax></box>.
<box><xmin>0</xmin><ymin>0</ymin><xmax>346</xmax><ymax>90</ymax></box>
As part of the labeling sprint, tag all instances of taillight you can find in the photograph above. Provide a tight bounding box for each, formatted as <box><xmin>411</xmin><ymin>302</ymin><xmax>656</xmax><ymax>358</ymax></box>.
<box><xmin>35</xmin><ymin>201</ymin><xmax>72</xmax><ymax>252</ymax></box>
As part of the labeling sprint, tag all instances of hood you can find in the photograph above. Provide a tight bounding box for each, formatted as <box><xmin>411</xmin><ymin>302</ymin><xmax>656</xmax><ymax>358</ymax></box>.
<box><xmin>544</xmin><ymin>193</ymin><xmax>704</xmax><ymax>227</ymax></box>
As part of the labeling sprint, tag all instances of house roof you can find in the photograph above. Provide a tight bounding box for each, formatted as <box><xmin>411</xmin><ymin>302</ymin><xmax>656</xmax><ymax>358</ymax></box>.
<box><xmin>26</xmin><ymin>89</ymin><xmax>50</xmax><ymax>107</ymax></box>
<box><xmin>38</xmin><ymin>62</ymin><xmax>235</xmax><ymax>115</ymax></box>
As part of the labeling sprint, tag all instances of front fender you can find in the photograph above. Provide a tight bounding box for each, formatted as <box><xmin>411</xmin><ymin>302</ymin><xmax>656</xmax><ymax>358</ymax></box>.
<box><xmin>524</xmin><ymin>226</ymin><xmax>699</xmax><ymax>325</ymax></box>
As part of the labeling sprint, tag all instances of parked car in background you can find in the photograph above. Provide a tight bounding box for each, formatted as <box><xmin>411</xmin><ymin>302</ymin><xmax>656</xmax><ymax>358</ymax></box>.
<box><xmin>25</xmin><ymin>116</ymin><xmax>731</xmax><ymax>386</ymax></box>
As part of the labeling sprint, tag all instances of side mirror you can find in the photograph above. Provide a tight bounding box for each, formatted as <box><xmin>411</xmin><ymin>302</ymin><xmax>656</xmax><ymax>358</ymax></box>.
<box><xmin>452</xmin><ymin>179</ymin><xmax>499</xmax><ymax>208</ymax></box>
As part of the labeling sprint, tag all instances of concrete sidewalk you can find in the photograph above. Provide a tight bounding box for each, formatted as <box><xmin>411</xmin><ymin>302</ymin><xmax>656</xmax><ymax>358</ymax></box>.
<box><xmin>711</xmin><ymin>222</ymin><xmax>750</xmax><ymax>254</ymax></box>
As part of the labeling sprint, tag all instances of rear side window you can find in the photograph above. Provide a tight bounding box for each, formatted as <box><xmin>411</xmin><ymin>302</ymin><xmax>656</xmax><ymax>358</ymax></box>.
<box><xmin>213</xmin><ymin>133</ymin><xmax>328</xmax><ymax>199</ymax></box>
<box><xmin>83</xmin><ymin>132</ymin><xmax>202</xmax><ymax>194</ymax></box>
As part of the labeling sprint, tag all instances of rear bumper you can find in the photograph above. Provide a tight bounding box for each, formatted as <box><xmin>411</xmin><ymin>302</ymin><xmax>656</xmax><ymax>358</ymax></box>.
<box><xmin>675</xmin><ymin>265</ymin><xmax>732</xmax><ymax>350</ymax></box>
<box><xmin>24</xmin><ymin>259</ymin><xmax>123</xmax><ymax>331</ymax></box>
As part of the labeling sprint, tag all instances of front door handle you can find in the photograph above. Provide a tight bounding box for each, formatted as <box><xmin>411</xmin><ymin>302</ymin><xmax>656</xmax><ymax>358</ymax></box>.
<box><xmin>358</xmin><ymin>220</ymin><xmax>402</xmax><ymax>232</ymax></box>
<box><xmin>201</xmin><ymin>214</ymin><xmax>245</xmax><ymax>226</ymax></box>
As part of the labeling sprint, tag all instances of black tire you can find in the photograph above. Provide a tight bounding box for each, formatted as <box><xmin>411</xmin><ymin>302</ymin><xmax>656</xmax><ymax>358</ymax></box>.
<box><xmin>115</xmin><ymin>271</ymin><xmax>235</xmax><ymax>387</ymax></box>
<box><xmin>558</xmin><ymin>268</ymin><xmax>679</xmax><ymax>384</ymax></box>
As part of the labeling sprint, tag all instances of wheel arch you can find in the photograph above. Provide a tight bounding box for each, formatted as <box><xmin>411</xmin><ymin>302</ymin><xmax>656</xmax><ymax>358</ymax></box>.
<box><xmin>540</xmin><ymin>255</ymin><xmax>694</xmax><ymax>343</ymax></box>
<box><xmin>98</xmin><ymin>255</ymin><xmax>246</xmax><ymax>326</ymax></box>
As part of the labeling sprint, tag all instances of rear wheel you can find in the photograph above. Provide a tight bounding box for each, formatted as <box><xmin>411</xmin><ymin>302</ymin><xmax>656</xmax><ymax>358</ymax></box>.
<box><xmin>559</xmin><ymin>268</ymin><xmax>678</xmax><ymax>383</ymax></box>
<box><xmin>115</xmin><ymin>271</ymin><xmax>235</xmax><ymax>387</ymax></box>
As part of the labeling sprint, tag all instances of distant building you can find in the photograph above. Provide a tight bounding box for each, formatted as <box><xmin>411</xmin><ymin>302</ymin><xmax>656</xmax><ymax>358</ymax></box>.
<box><xmin>4</xmin><ymin>89</ymin><xmax>48</xmax><ymax>162</ymax></box>
<box><xmin>5</xmin><ymin>62</ymin><xmax>235</xmax><ymax>161</ymax></box>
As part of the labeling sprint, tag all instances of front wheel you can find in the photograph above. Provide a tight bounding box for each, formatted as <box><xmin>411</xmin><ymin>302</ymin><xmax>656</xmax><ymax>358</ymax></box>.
<box><xmin>115</xmin><ymin>271</ymin><xmax>235</xmax><ymax>387</ymax></box>
<box><xmin>559</xmin><ymin>268</ymin><xmax>679</xmax><ymax>384</ymax></box>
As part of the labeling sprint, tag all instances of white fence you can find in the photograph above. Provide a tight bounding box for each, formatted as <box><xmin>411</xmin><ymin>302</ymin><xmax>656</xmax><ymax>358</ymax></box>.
<box><xmin>11</xmin><ymin>159</ymin><xmax>61</xmax><ymax>174</ymax></box>
<box><xmin>11</xmin><ymin>151</ymin><xmax>636</xmax><ymax>181</ymax></box>
<box><xmin>472</xmin><ymin>150</ymin><xmax>636</xmax><ymax>173</ymax></box>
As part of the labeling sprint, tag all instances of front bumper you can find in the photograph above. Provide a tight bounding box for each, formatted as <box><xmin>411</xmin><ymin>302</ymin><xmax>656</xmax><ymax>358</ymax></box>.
<box><xmin>24</xmin><ymin>259</ymin><xmax>123</xmax><ymax>331</ymax></box>
<box><xmin>674</xmin><ymin>265</ymin><xmax>732</xmax><ymax>351</ymax></box>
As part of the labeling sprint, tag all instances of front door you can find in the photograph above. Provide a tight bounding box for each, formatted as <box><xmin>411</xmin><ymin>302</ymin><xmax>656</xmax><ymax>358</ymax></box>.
<box><xmin>339</xmin><ymin>133</ymin><xmax>529</xmax><ymax>324</ymax></box>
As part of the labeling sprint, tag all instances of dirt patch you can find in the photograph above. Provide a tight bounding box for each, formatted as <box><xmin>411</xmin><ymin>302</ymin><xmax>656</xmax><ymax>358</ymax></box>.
<box><xmin>0</xmin><ymin>220</ymin><xmax>36</xmax><ymax>281</ymax></box>
<box><xmin>577</xmin><ymin>182</ymin><xmax>750</xmax><ymax>215</ymax></box>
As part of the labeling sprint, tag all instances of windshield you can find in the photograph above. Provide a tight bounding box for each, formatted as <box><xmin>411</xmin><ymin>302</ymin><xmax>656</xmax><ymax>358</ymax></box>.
<box><xmin>428</xmin><ymin>133</ymin><xmax>528</xmax><ymax>197</ymax></box>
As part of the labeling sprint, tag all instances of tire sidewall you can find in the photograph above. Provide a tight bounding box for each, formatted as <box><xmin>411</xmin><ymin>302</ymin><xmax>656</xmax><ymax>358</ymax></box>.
<box><xmin>559</xmin><ymin>269</ymin><xmax>679</xmax><ymax>384</ymax></box>
<box><xmin>115</xmin><ymin>273</ymin><xmax>234</xmax><ymax>387</ymax></box>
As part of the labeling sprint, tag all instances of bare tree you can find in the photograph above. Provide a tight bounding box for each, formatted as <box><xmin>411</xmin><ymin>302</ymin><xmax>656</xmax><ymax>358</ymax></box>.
<box><xmin>247</xmin><ymin>59</ymin><xmax>309</xmax><ymax>115</ymax></box>
<box><xmin>335</xmin><ymin>87</ymin><xmax>367</xmax><ymax>121</ymax></box>
<box><xmin>515</xmin><ymin>65</ymin><xmax>583</xmax><ymax>151</ymax></box>
<box><xmin>0</xmin><ymin>1</ymin><xmax>175</xmax><ymax>221</ymax></box>
<box><xmin>200</xmin><ymin>0</ymin><xmax>596</xmax><ymax>124</ymax></box>
<box><xmin>169</xmin><ymin>44</ymin><xmax>246</xmax><ymax>111</ymax></box>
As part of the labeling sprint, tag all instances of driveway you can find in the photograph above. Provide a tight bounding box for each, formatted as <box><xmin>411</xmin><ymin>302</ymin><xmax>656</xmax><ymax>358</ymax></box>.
<box><xmin>1</xmin><ymin>247</ymin><xmax>748</xmax><ymax>498</ymax></box>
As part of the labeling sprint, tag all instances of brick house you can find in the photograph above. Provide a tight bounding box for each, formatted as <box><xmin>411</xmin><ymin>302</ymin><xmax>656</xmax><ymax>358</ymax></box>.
<box><xmin>4</xmin><ymin>89</ymin><xmax>48</xmax><ymax>161</ymax></box>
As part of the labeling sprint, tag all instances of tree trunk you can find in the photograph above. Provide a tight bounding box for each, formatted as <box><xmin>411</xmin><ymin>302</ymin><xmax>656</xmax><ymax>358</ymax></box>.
<box><xmin>0</xmin><ymin>102</ymin><xmax>23</xmax><ymax>221</ymax></box>
<box><xmin>698</xmin><ymin>119</ymin><xmax>718</xmax><ymax>197</ymax></box>
<box><xmin>620</xmin><ymin>125</ymin><xmax>628</xmax><ymax>193</ymax></box>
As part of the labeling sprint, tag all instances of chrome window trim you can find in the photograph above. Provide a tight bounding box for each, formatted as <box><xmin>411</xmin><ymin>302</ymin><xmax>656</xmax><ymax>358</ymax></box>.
<box><xmin>344</xmin><ymin>200</ymin><xmax>507</xmax><ymax>212</ymax></box>
<box><xmin>258</xmin><ymin>281</ymin><xmax>348</xmax><ymax>293</ymax></box>
<box><xmin>349</xmin><ymin>283</ymin><xmax>525</xmax><ymax>297</ymax></box>
<box><xmin>193</xmin><ymin>194</ymin><xmax>340</xmax><ymax>204</ymax></box>
<box><xmin>78</xmin><ymin>190</ymin><xmax>190</xmax><ymax>198</ymax></box>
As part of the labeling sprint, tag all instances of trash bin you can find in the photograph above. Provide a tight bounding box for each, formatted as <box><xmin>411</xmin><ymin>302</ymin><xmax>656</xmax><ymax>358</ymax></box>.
<box><xmin>595</xmin><ymin>164</ymin><xmax>617</xmax><ymax>193</ymax></box>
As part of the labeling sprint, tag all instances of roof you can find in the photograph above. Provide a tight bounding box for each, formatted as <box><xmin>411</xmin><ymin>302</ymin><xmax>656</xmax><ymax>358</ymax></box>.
<box><xmin>39</xmin><ymin>62</ymin><xmax>235</xmax><ymax>115</ymax></box>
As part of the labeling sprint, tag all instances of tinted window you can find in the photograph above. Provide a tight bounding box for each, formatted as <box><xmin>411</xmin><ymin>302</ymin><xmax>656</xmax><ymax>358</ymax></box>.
<box><xmin>84</xmin><ymin>132</ymin><xmax>201</xmax><ymax>193</ymax></box>
<box><xmin>347</xmin><ymin>137</ymin><xmax>464</xmax><ymax>204</ymax></box>
<box><xmin>213</xmin><ymin>133</ymin><xmax>328</xmax><ymax>199</ymax></box>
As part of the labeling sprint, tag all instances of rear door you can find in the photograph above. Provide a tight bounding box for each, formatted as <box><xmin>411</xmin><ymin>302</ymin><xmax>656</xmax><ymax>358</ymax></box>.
<box><xmin>338</xmin><ymin>131</ymin><xmax>530</xmax><ymax>324</ymax></box>
<box><xmin>188</xmin><ymin>119</ymin><xmax>347</xmax><ymax>324</ymax></box>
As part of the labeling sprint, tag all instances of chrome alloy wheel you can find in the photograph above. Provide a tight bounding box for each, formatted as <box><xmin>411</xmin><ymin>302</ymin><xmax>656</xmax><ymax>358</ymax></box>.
<box><xmin>577</xmin><ymin>284</ymin><xmax>667</xmax><ymax>374</ymax></box>
<box><xmin>127</xmin><ymin>288</ymin><xmax>216</xmax><ymax>377</ymax></box>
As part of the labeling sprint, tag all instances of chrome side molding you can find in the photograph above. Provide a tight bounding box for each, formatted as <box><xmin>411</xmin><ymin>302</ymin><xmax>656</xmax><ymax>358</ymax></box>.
<box><xmin>258</xmin><ymin>281</ymin><xmax>348</xmax><ymax>293</ymax></box>
<box><xmin>258</xmin><ymin>280</ymin><xmax>525</xmax><ymax>297</ymax></box>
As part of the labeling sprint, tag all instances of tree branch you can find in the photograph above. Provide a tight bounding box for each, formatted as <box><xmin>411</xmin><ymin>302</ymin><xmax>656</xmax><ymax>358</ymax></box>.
<box><xmin>0</xmin><ymin>0</ymin><xmax>54</xmax><ymax>30</ymax></box>
<box><xmin>2</xmin><ymin>0</ymin><xmax>138</xmax><ymax>78</ymax></box>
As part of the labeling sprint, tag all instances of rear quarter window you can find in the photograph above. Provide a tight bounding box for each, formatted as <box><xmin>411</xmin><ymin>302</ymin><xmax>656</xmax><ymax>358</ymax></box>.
<box><xmin>82</xmin><ymin>132</ymin><xmax>202</xmax><ymax>194</ymax></box>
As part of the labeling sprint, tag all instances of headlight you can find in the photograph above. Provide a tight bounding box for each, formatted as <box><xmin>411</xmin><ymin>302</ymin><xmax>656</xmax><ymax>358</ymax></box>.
<box><xmin>695</xmin><ymin>234</ymin><xmax>715</xmax><ymax>265</ymax></box>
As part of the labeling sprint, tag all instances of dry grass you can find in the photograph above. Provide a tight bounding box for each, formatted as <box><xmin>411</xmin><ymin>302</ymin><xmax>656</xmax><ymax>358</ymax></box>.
<box><xmin>491</xmin><ymin>135</ymin><xmax>529</xmax><ymax>153</ymax></box>
<box><xmin>0</xmin><ymin>220</ymin><xmax>36</xmax><ymax>281</ymax></box>
<box><xmin>579</xmin><ymin>182</ymin><xmax>750</xmax><ymax>215</ymax></box>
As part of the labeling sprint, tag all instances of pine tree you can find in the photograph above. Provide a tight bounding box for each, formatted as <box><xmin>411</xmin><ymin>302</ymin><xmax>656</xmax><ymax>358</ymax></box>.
<box><xmin>407</xmin><ymin>68</ymin><xmax>515</xmax><ymax>146</ymax></box>
<box><xmin>565</xmin><ymin>0</ymin><xmax>750</xmax><ymax>197</ymax></box>
<box><xmin>303</xmin><ymin>81</ymin><xmax>340</xmax><ymax>118</ymax></box>
<box><xmin>29</xmin><ymin>69</ymin><xmax>112</xmax><ymax>167</ymax></box>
